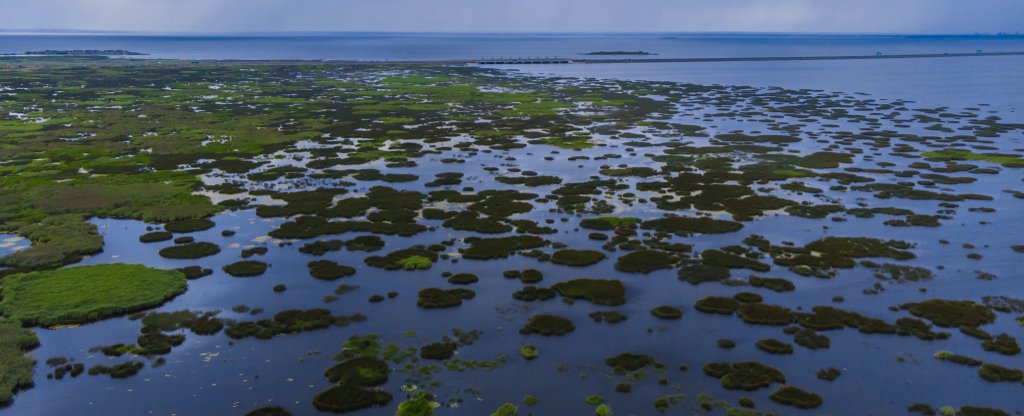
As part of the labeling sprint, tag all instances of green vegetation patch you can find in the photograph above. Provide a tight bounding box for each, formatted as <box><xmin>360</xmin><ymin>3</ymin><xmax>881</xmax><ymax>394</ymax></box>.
<box><xmin>769</xmin><ymin>386</ymin><xmax>823</xmax><ymax>409</ymax></box>
<box><xmin>650</xmin><ymin>305</ymin><xmax>683</xmax><ymax>320</ymax></box>
<box><xmin>0</xmin><ymin>263</ymin><xmax>186</xmax><ymax>326</ymax></box>
<box><xmin>0</xmin><ymin>319</ymin><xmax>39</xmax><ymax>406</ymax></box>
<box><xmin>551</xmin><ymin>279</ymin><xmax>626</xmax><ymax>306</ymax></box>
<box><xmin>550</xmin><ymin>249</ymin><xmax>606</xmax><ymax>266</ymax></box>
<box><xmin>614</xmin><ymin>250</ymin><xmax>676</xmax><ymax>273</ymax></box>
<box><xmin>365</xmin><ymin>246</ymin><xmax>437</xmax><ymax>270</ymax></box>
<box><xmin>223</xmin><ymin>260</ymin><xmax>268</xmax><ymax>277</ymax></box>
<box><xmin>704</xmin><ymin>361</ymin><xmax>786</xmax><ymax>391</ymax></box>
<box><xmin>308</xmin><ymin>260</ymin><xmax>356</xmax><ymax>281</ymax></box>
<box><xmin>158</xmin><ymin>242</ymin><xmax>221</xmax><ymax>259</ymax></box>
<box><xmin>900</xmin><ymin>299</ymin><xmax>995</xmax><ymax>328</ymax></box>
<box><xmin>520</xmin><ymin>314</ymin><xmax>575</xmax><ymax>336</ymax></box>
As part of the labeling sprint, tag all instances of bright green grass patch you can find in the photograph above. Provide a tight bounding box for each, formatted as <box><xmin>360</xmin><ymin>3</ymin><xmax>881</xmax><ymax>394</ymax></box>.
<box><xmin>534</xmin><ymin>136</ymin><xmax>595</xmax><ymax>150</ymax></box>
<box><xmin>396</xmin><ymin>255</ymin><xmax>433</xmax><ymax>271</ymax></box>
<box><xmin>922</xmin><ymin>149</ymin><xmax>1024</xmax><ymax>167</ymax></box>
<box><xmin>772</xmin><ymin>169</ymin><xmax>814</xmax><ymax>178</ymax></box>
<box><xmin>378</xmin><ymin>117</ymin><xmax>415</xmax><ymax>124</ymax></box>
<box><xmin>0</xmin><ymin>263</ymin><xmax>187</xmax><ymax>326</ymax></box>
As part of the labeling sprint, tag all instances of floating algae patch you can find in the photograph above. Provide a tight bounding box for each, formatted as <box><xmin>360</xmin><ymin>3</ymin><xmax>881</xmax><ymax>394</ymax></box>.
<box><xmin>0</xmin><ymin>264</ymin><xmax>186</xmax><ymax>326</ymax></box>
<box><xmin>158</xmin><ymin>242</ymin><xmax>221</xmax><ymax>259</ymax></box>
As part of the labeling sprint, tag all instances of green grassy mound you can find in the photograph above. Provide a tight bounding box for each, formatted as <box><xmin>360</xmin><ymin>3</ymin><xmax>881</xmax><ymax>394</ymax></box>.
<box><xmin>0</xmin><ymin>263</ymin><xmax>186</xmax><ymax>326</ymax></box>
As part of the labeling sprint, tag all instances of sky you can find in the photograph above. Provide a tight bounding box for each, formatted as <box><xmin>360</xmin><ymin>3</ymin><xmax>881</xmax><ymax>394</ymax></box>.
<box><xmin>0</xmin><ymin>0</ymin><xmax>1021</xmax><ymax>34</ymax></box>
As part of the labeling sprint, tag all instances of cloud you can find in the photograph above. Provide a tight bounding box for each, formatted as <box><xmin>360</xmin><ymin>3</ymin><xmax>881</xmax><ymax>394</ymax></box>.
<box><xmin>0</xmin><ymin>0</ymin><xmax>1020</xmax><ymax>34</ymax></box>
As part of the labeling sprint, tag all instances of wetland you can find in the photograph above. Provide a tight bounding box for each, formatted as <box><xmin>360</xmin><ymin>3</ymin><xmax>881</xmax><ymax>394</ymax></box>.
<box><xmin>0</xmin><ymin>56</ymin><xmax>1022</xmax><ymax>415</ymax></box>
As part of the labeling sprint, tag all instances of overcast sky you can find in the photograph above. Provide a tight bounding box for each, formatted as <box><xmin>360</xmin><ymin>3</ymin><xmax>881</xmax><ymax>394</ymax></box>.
<box><xmin>1</xmin><ymin>0</ymin><xmax>1021</xmax><ymax>34</ymax></box>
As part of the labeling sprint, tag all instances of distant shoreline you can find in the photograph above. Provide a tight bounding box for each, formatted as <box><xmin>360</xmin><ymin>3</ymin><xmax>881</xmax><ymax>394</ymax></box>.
<box><xmin>1</xmin><ymin>50</ymin><xmax>1023</xmax><ymax>67</ymax></box>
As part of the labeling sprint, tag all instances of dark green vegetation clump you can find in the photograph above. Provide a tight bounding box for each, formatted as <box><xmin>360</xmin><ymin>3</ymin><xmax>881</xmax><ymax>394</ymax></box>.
<box><xmin>324</xmin><ymin>357</ymin><xmax>390</xmax><ymax>385</ymax></box>
<box><xmin>225</xmin><ymin>309</ymin><xmax>364</xmax><ymax>340</ymax></box>
<box><xmin>299</xmin><ymin>240</ymin><xmax>344</xmax><ymax>256</ymax></box>
<box><xmin>737</xmin><ymin>303</ymin><xmax>794</xmax><ymax>326</ymax></box>
<box><xmin>703</xmin><ymin>361</ymin><xmax>785</xmax><ymax>391</ymax></box>
<box><xmin>460</xmin><ymin>235</ymin><xmax>547</xmax><ymax>260</ymax></box>
<box><xmin>158</xmin><ymin>242</ymin><xmax>221</xmax><ymax>259</ymax></box>
<box><xmin>88</xmin><ymin>361</ymin><xmax>145</xmax><ymax>379</ymax></box>
<box><xmin>308</xmin><ymin>260</ymin><xmax>356</xmax><ymax>281</ymax></box>
<box><xmin>614</xmin><ymin>250</ymin><xmax>676</xmax><ymax>273</ymax></box>
<box><xmin>313</xmin><ymin>384</ymin><xmax>393</xmax><ymax>413</ymax></box>
<box><xmin>755</xmin><ymin>339</ymin><xmax>794</xmax><ymax>354</ymax></box>
<box><xmin>605</xmin><ymin>353</ymin><xmax>655</xmax><ymax>372</ymax></box>
<box><xmin>650</xmin><ymin>305</ymin><xmax>683</xmax><ymax>320</ymax></box>
<box><xmin>550</xmin><ymin>279</ymin><xmax>626</xmax><ymax>306</ymax></box>
<box><xmin>164</xmin><ymin>218</ymin><xmax>215</xmax><ymax>233</ymax></box>
<box><xmin>981</xmin><ymin>333</ymin><xmax>1020</xmax><ymax>355</ymax></box>
<box><xmin>550</xmin><ymin>249</ymin><xmax>606</xmax><ymax>266</ymax></box>
<box><xmin>139</xmin><ymin>231</ymin><xmax>173</xmax><ymax>243</ymax></box>
<box><xmin>0</xmin><ymin>264</ymin><xmax>186</xmax><ymax>326</ymax></box>
<box><xmin>345</xmin><ymin>236</ymin><xmax>385</xmax><ymax>252</ymax></box>
<box><xmin>420</xmin><ymin>342</ymin><xmax>457</xmax><ymax>360</ymax></box>
<box><xmin>177</xmin><ymin>266</ymin><xmax>213</xmax><ymax>280</ymax></box>
<box><xmin>245</xmin><ymin>407</ymin><xmax>293</xmax><ymax>416</ymax></box>
<box><xmin>770</xmin><ymin>386</ymin><xmax>823</xmax><ymax>409</ymax></box>
<box><xmin>695</xmin><ymin>296</ymin><xmax>740</xmax><ymax>314</ymax></box>
<box><xmin>417</xmin><ymin>288</ymin><xmax>474</xmax><ymax>308</ymax></box>
<box><xmin>520</xmin><ymin>314</ymin><xmax>575</xmax><ymax>336</ymax></box>
<box><xmin>446</xmin><ymin>273</ymin><xmax>479</xmax><ymax>285</ymax></box>
<box><xmin>223</xmin><ymin>260</ymin><xmax>268</xmax><ymax>277</ymax></box>
<box><xmin>901</xmin><ymin>299</ymin><xmax>995</xmax><ymax>328</ymax></box>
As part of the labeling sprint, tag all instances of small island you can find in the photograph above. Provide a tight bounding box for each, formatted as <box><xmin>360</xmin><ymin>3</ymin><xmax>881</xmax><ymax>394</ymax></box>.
<box><xmin>580</xmin><ymin>50</ymin><xmax>657</xmax><ymax>56</ymax></box>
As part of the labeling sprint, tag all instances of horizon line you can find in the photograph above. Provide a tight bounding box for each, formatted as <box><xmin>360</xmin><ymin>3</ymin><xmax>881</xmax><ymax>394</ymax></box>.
<box><xmin>0</xmin><ymin>29</ymin><xmax>1021</xmax><ymax>37</ymax></box>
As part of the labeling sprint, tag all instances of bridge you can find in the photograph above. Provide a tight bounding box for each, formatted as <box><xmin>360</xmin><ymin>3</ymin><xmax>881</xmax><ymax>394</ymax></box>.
<box><xmin>475</xmin><ymin>57</ymin><xmax>573</xmax><ymax>65</ymax></box>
